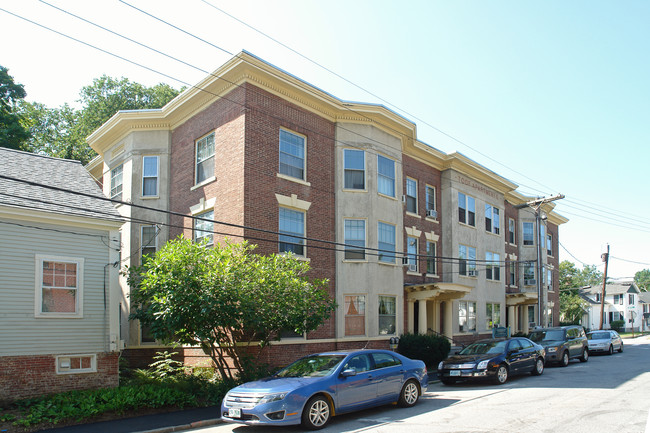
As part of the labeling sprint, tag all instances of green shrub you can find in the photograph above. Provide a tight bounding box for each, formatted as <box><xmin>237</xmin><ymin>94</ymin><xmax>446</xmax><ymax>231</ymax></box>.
<box><xmin>512</xmin><ymin>331</ymin><xmax>529</xmax><ymax>338</ymax></box>
<box><xmin>397</xmin><ymin>333</ymin><xmax>451</xmax><ymax>368</ymax></box>
<box><xmin>610</xmin><ymin>320</ymin><xmax>625</xmax><ymax>332</ymax></box>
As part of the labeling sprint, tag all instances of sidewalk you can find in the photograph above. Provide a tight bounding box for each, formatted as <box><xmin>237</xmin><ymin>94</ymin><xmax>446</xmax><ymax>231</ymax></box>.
<box><xmin>39</xmin><ymin>406</ymin><xmax>222</xmax><ymax>433</ymax></box>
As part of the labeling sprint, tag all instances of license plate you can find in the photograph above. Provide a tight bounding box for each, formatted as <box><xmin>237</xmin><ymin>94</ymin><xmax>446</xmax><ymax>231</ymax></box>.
<box><xmin>450</xmin><ymin>370</ymin><xmax>461</xmax><ymax>376</ymax></box>
<box><xmin>228</xmin><ymin>408</ymin><xmax>241</xmax><ymax>418</ymax></box>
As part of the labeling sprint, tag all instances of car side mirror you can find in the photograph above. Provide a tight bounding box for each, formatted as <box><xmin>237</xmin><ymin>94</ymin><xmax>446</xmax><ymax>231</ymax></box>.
<box><xmin>340</xmin><ymin>368</ymin><xmax>356</xmax><ymax>377</ymax></box>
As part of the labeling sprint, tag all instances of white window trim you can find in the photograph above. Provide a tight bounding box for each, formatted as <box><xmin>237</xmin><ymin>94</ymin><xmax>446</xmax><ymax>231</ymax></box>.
<box><xmin>425</xmin><ymin>240</ymin><xmax>438</xmax><ymax>277</ymax></box>
<box><xmin>278</xmin><ymin>127</ymin><xmax>307</xmax><ymax>182</ymax></box>
<box><xmin>343</xmin><ymin>217</ymin><xmax>368</xmax><ymax>262</ymax></box>
<box><xmin>406</xmin><ymin>235</ymin><xmax>419</xmax><ymax>274</ymax></box>
<box><xmin>485</xmin><ymin>204</ymin><xmax>500</xmax><ymax>235</ymax></box>
<box><xmin>343</xmin><ymin>148</ymin><xmax>366</xmax><ymax>191</ymax></box>
<box><xmin>110</xmin><ymin>164</ymin><xmax>123</xmax><ymax>200</ymax></box>
<box><xmin>195</xmin><ymin>131</ymin><xmax>216</xmax><ymax>186</ymax></box>
<box><xmin>378</xmin><ymin>221</ymin><xmax>397</xmax><ymax>265</ymax></box>
<box><xmin>141</xmin><ymin>225</ymin><xmax>158</xmax><ymax>257</ymax></box>
<box><xmin>344</xmin><ymin>294</ymin><xmax>367</xmax><ymax>337</ymax></box>
<box><xmin>278</xmin><ymin>206</ymin><xmax>307</xmax><ymax>258</ymax></box>
<box><xmin>405</xmin><ymin>177</ymin><xmax>418</xmax><ymax>215</ymax></box>
<box><xmin>522</xmin><ymin>221</ymin><xmax>535</xmax><ymax>246</ymax></box>
<box><xmin>377</xmin><ymin>154</ymin><xmax>396</xmax><ymax>198</ymax></box>
<box><xmin>56</xmin><ymin>354</ymin><xmax>97</xmax><ymax>374</ymax></box>
<box><xmin>142</xmin><ymin>155</ymin><xmax>159</xmax><ymax>198</ymax></box>
<box><xmin>35</xmin><ymin>255</ymin><xmax>84</xmax><ymax>319</ymax></box>
<box><xmin>378</xmin><ymin>294</ymin><xmax>398</xmax><ymax>336</ymax></box>
<box><xmin>425</xmin><ymin>184</ymin><xmax>437</xmax><ymax>220</ymax></box>
<box><xmin>508</xmin><ymin>218</ymin><xmax>516</xmax><ymax>245</ymax></box>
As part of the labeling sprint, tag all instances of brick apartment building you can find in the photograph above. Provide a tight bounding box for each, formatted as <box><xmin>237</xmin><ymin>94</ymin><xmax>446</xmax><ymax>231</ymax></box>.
<box><xmin>87</xmin><ymin>51</ymin><xmax>567</xmax><ymax>367</ymax></box>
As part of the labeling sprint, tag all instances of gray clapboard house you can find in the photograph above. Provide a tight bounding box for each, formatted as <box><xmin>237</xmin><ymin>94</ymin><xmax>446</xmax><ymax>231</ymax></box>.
<box><xmin>0</xmin><ymin>148</ymin><xmax>123</xmax><ymax>401</ymax></box>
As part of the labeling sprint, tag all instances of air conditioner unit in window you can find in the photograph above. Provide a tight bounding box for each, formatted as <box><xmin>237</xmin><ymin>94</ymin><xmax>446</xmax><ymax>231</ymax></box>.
<box><xmin>524</xmin><ymin>279</ymin><xmax>536</xmax><ymax>286</ymax></box>
<box><xmin>427</xmin><ymin>209</ymin><xmax>438</xmax><ymax>218</ymax></box>
<box><xmin>402</xmin><ymin>195</ymin><xmax>407</xmax><ymax>203</ymax></box>
<box><xmin>468</xmin><ymin>270</ymin><xmax>477</xmax><ymax>277</ymax></box>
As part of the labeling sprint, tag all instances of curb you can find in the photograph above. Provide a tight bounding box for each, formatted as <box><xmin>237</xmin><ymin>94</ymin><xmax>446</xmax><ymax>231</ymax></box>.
<box><xmin>139</xmin><ymin>418</ymin><xmax>223</xmax><ymax>433</ymax></box>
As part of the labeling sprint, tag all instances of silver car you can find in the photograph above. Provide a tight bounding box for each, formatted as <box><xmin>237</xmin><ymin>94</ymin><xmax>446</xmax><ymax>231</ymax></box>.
<box><xmin>587</xmin><ymin>330</ymin><xmax>623</xmax><ymax>355</ymax></box>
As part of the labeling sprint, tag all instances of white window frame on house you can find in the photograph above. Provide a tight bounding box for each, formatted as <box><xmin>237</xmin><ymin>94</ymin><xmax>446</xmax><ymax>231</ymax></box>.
<box><xmin>378</xmin><ymin>295</ymin><xmax>397</xmax><ymax>335</ymax></box>
<box><xmin>377</xmin><ymin>155</ymin><xmax>395</xmax><ymax>197</ymax></box>
<box><xmin>343</xmin><ymin>149</ymin><xmax>365</xmax><ymax>190</ymax></box>
<box><xmin>486</xmin><ymin>303</ymin><xmax>501</xmax><ymax>329</ymax></box>
<box><xmin>485</xmin><ymin>204</ymin><xmax>500</xmax><ymax>235</ymax></box>
<box><xmin>35</xmin><ymin>255</ymin><xmax>84</xmax><ymax>318</ymax></box>
<box><xmin>405</xmin><ymin>178</ymin><xmax>418</xmax><ymax>214</ymax></box>
<box><xmin>426</xmin><ymin>241</ymin><xmax>437</xmax><ymax>276</ymax></box>
<box><xmin>629</xmin><ymin>294</ymin><xmax>635</xmax><ymax>304</ymax></box>
<box><xmin>509</xmin><ymin>261</ymin><xmax>516</xmax><ymax>286</ymax></box>
<box><xmin>425</xmin><ymin>185</ymin><xmax>436</xmax><ymax>217</ymax></box>
<box><xmin>378</xmin><ymin>221</ymin><xmax>396</xmax><ymax>263</ymax></box>
<box><xmin>458</xmin><ymin>192</ymin><xmax>476</xmax><ymax>226</ymax></box>
<box><xmin>56</xmin><ymin>354</ymin><xmax>96</xmax><ymax>374</ymax></box>
<box><xmin>486</xmin><ymin>251</ymin><xmax>500</xmax><ymax>281</ymax></box>
<box><xmin>141</xmin><ymin>225</ymin><xmax>158</xmax><ymax>258</ymax></box>
<box><xmin>344</xmin><ymin>218</ymin><xmax>366</xmax><ymax>260</ymax></box>
<box><xmin>407</xmin><ymin>236</ymin><xmax>418</xmax><ymax>272</ymax></box>
<box><xmin>194</xmin><ymin>210</ymin><xmax>214</xmax><ymax>246</ymax></box>
<box><xmin>142</xmin><ymin>155</ymin><xmax>159</xmax><ymax>197</ymax></box>
<box><xmin>110</xmin><ymin>164</ymin><xmax>123</xmax><ymax>200</ymax></box>
<box><xmin>546</xmin><ymin>233</ymin><xmax>553</xmax><ymax>256</ymax></box>
<box><xmin>547</xmin><ymin>269</ymin><xmax>553</xmax><ymax>291</ymax></box>
<box><xmin>195</xmin><ymin>132</ymin><xmax>216</xmax><ymax>185</ymax></box>
<box><xmin>524</xmin><ymin>262</ymin><xmax>536</xmax><ymax>285</ymax></box>
<box><xmin>279</xmin><ymin>128</ymin><xmax>306</xmax><ymax>181</ymax></box>
<box><xmin>508</xmin><ymin>218</ymin><xmax>516</xmax><ymax>244</ymax></box>
<box><xmin>459</xmin><ymin>301</ymin><xmax>476</xmax><ymax>332</ymax></box>
<box><xmin>613</xmin><ymin>294</ymin><xmax>623</xmax><ymax>305</ymax></box>
<box><xmin>279</xmin><ymin>207</ymin><xmax>305</xmax><ymax>257</ymax></box>
<box><xmin>459</xmin><ymin>244</ymin><xmax>477</xmax><ymax>277</ymax></box>
<box><xmin>344</xmin><ymin>294</ymin><xmax>366</xmax><ymax>336</ymax></box>
<box><xmin>523</xmin><ymin>222</ymin><xmax>534</xmax><ymax>246</ymax></box>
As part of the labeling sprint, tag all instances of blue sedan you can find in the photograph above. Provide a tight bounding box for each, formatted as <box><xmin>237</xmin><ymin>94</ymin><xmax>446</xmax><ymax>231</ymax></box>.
<box><xmin>220</xmin><ymin>349</ymin><xmax>428</xmax><ymax>429</ymax></box>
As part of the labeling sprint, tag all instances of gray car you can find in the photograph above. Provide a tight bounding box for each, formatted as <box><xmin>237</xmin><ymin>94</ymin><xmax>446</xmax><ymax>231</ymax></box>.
<box><xmin>528</xmin><ymin>325</ymin><xmax>589</xmax><ymax>366</ymax></box>
<box><xmin>587</xmin><ymin>330</ymin><xmax>623</xmax><ymax>355</ymax></box>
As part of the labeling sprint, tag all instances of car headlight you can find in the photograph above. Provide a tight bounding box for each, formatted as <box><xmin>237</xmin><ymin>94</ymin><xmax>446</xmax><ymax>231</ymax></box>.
<box><xmin>259</xmin><ymin>392</ymin><xmax>288</xmax><ymax>404</ymax></box>
<box><xmin>477</xmin><ymin>360</ymin><xmax>489</xmax><ymax>369</ymax></box>
<box><xmin>547</xmin><ymin>347</ymin><xmax>557</xmax><ymax>353</ymax></box>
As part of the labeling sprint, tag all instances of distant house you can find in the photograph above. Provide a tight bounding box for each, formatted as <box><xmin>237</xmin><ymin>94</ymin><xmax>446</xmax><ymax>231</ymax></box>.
<box><xmin>578</xmin><ymin>282</ymin><xmax>643</xmax><ymax>332</ymax></box>
<box><xmin>639</xmin><ymin>291</ymin><xmax>650</xmax><ymax>332</ymax></box>
<box><xmin>0</xmin><ymin>148</ymin><xmax>123</xmax><ymax>402</ymax></box>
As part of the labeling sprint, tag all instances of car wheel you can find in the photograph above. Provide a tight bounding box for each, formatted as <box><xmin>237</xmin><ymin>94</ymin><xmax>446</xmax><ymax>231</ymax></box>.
<box><xmin>302</xmin><ymin>395</ymin><xmax>331</xmax><ymax>430</ymax></box>
<box><xmin>560</xmin><ymin>351</ymin><xmax>569</xmax><ymax>367</ymax></box>
<box><xmin>440</xmin><ymin>378</ymin><xmax>456</xmax><ymax>385</ymax></box>
<box><xmin>618</xmin><ymin>342</ymin><xmax>624</xmax><ymax>353</ymax></box>
<box><xmin>398</xmin><ymin>380</ymin><xmax>420</xmax><ymax>407</ymax></box>
<box><xmin>493</xmin><ymin>364</ymin><xmax>508</xmax><ymax>385</ymax></box>
<box><xmin>580</xmin><ymin>348</ymin><xmax>589</xmax><ymax>362</ymax></box>
<box><xmin>531</xmin><ymin>357</ymin><xmax>544</xmax><ymax>376</ymax></box>
<box><xmin>608</xmin><ymin>345</ymin><xmax>614</xmax><ymax>355</ymax></box>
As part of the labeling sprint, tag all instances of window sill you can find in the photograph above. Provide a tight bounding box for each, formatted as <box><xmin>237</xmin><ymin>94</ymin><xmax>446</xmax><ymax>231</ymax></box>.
<box><xmin>425</xmin><ymin>273</ymin><xmax>439</xmax><ymax>278</ymax></box>
<box><xmin>277</xmin><ymin>173</ymin><xmax>311</xmax><ymax>187</ymax></box>
<box><xmin>191</xmin><ymin>176</ymin><xmax>216</xmax><ymax>191</ymax></box>
<box><xmin>485</xmin><ymin>231</ymin><xmax>501</xmax><ymax>237</ymax></box>
<box><xmin>141</xmin><ymin>195</ymin><xmax>160</xmax><ymax>200</ymax></box>
<box><xmin>406</xmin><ymin>271</ymin><xmax>421</xmax><ymax>276</ymax></box>
<box><xmin>405</xmin><ymin>212</ymin><xmax>421</xmax><ymax>219</ymax></box>
<box><xmin>35</xmin><ymin>313</ymin><xmax>83</xmax><ymax>319</ymax></box>
<box><xmin>458</xmin><ymin>222</ymin><xmax>477</xmax><ymax>229</ymax></box>
<box><xmin>343</xmin><ymin>259</ymin><xmax>369</xmax><ymax>263</ymax></box>
<box><xmin>279</xmin><ymin>253</ymin><xmax>310</xmax><ymax>262</ymax></box>
<box><xmin>378</xmin><ymin>192</ymin><xmax>398</xmax><ymax>201</ymax></box>
<box><xmin>425</xmin><ymin>217</ymin><xmax>439</xmax><ymax>224</ymax></box>
<box><xmin>378</xmin><ymin>261</ymin><xmax>399</xmax><ymax>267</ymax></box>
<box><xmin>342</xmin><ymin>188</ymin><xmax>367</xmax><ymax>193</ymax></box>
<box><xmin>459</xmin><ymin>274</ymin><xmax>477</xmax><ymax>279</ymax></box>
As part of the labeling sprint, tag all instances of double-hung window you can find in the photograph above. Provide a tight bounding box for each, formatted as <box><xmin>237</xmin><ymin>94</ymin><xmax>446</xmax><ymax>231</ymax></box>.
<box><xmin>344</xmin><ymin>149</ymin><xmax>365</xmax><ymax>189</ymax></box>
<box><xmin>407</xmin><ymin>236</ymin><xmax>418</xmax><ymax>272</ymax></box>
<box><xmin>426</xmin><ymin>241</ymin><xmax>437</xmax><ymax>275</ymax></box>
<box><xmin>459</xmin><ymin>244</ymin><xmax>477</xmax><ymax>276</ymax></box>
<box><xmin>523</xmin><ymin>222</ymin><xmax>534</xmax><ymax>246</ymax></box>
<box><xmin>486</xmin><ymin>303</ymin><xmax>501</xmax><ymax>329</ymax></box>
<box><xmin>377</xmin><ymin>155</ymin><xmax>395</xmax><ymax>197</ymax></box>
<box><xmin>378</xmin><ymin>295</ymin><xmax>396</xmax><ymax>335</ymax></box>
<box><xmin>509</xmin><ymin>261</ymin><xmax>516</xmax><ymax>286</ymax></box>
<box><xmin>524</xmin><ymin>263</ymin><xmax>535</xmax><ymax>285</ymax></box>
<box><xmin>37</xmin><ymin>255</ymin><xmax>83</xmax><ymax>317</ymax></box>
<box><xmin>405</xmin><ymin>178</ymin><xmax>417</xmax><ymax>213</ymax></box>
<box><xmin>279</xmin><ymin>207</ymin><xmax>305</xmax><ymax>256</ymax></box>
<box><xmin>345</xmin><ymin>295</ymin><xmax>366</xmax><ymax>336</ymax></box>
<box><xmin>459</xmin><ymin>301</ymin><xmax>476</xmax><ymax>332</ymax></box>
<box><xmin>629</xmin><ymin>294</ymin><xmax>635</xmax><ymax>304</ymax></box>
<box><xmin>485</xmin><ymin>204</ymin><xmax>500</xmax><ymax>234</ymax></box>
<box><xmin>508</xmin><ymin>218</ymin><xmax>515</xmax><ymax>244</ymax></box>
<box><xmin>142</xmin><ymin>156</ymin><xmax>158</xmax><ymax>197</ymax></box>
<box><xmin>194</xmin><ymin>210</ymin><xmax>214</xmax><ymax>246</ymax></box>
<box><xmin>195</xmin><ymin>132</ymin><xmax>215</xmax><ymax>184</ymax></box>
<box><xmin>279</xmin><ymin>129</ymin><xmax>305</xmax><ymax>180</ymax></box>
<box><xmin>378</xmin><ymin>222</ymin><xmax>396</xmax><ymax>263</ymax></box>
<box><xmin>458</xmin><ymin>192</ymin><xmax>475</xmax><ymax>226</ymax></box>
<box><xmin>486</xmin><ymin>252</ymin><xmax>500</xmax><ymax>281</ymax></box>
<box><xmin>547</xmin><ymin>234</ymin><xmax>553</xmax><ymax>256</ymax></box>
<box><xmin>141</xmin><ymin>225</ymin><xmax>157</xmax><ymax>258</ymax></box>
<box><xmin>547</xmin><ymin>269</ymin><xmax>553</xmax><ymax>290</ymax></box>
<box><xmin>344</xmin><ymin>219</ymin><xmax>365</xmax><ymax>260</ymax></box>
<box><xmin>110</xmin><ymin>164</ymin><xmax>123</xmax><ymax>200</ymax></box>
<box><xmin>425</xmin><ymin>185</ymin><xmax>436</xmax><ymax>217</ymax></box>
<box><xmin>613</xmin><ymin>294</ymin><xmax>623</xmax><ymax>305</ymax></box>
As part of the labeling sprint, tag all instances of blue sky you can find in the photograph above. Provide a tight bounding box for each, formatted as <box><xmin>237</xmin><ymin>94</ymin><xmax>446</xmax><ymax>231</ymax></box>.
<box><xmin>2</xmin><ymin>0</ymin><xmax>649</xmax><ymax>279</ymax></box>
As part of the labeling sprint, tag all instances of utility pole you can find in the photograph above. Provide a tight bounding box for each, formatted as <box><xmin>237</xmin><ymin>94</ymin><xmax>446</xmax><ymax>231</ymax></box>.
<box><xmin>518</xmin><ymin>194</ymin><xmax>565</xmax><ymax>328</ymax></box>
<box><xmin>599</xmin><ymin>244</ymin><xmax>609</xmax><ymax>330</ymax></box>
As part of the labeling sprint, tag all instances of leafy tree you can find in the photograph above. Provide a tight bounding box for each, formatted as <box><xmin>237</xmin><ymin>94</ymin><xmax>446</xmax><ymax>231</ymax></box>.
<box><xmin>634</xmin><ymin>269</ymin><xmax>650</xmax><ymax>291</ymax></box>
<box><xmin>127</xmin><ymin>238</ymin><xmax>336</xmax><ymax>381</ymax></box>
<box><xmin>0</xmin><ymin>65</ymin><xmax>30</xmax><ymax>150</ymax></box>
<box><xmin>559</xmin><ymin>260</ymin><xmax>603</xmax><ymax>293</ymax></box>
<box><xmin>559</xmin><ymin>291</ymin><xmax>588</xmax><ymax>324</ymax></box>
<box><xmin>19</xmin><ymin>75</ymin><xmax>181</xmax><ymax>164</ymax></box>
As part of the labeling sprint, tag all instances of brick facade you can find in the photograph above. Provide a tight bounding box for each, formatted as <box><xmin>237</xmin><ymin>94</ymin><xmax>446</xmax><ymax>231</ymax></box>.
<box><xmin>0</xmin><ymin>353</ymin><xmax>118</xmax><ymax>403</ymax></box>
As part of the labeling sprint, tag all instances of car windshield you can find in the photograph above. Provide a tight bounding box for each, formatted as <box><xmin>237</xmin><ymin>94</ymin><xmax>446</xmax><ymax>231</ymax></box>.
<box><xmin>529</xmin><ymin>330</ymin><xmax>564</xmax><ymax>343</ymax></box>
<box><xmin>588</xmin><ymin>332</ymin><xmax>611</xmax><ymax>340</ymax></box>
<box><xmin>459</xmin><ymin>340</ymin><xmax>507</xmax><ymax>355</ymax></box>
<box><xmin>274</xmin><ymin>355</ymin><xmax>345</xmax><ymax>378</ymax></box>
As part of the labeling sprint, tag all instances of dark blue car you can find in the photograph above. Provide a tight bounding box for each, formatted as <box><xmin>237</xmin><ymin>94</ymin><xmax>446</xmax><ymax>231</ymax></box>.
<box><xmin>221</xmin><ymin>349</ymin><xmax>428</xmax><ymax>429</ymax></box>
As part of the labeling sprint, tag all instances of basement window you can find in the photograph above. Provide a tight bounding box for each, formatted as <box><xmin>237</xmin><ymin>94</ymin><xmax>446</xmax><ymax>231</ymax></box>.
<box><xmin>56</xmin><ymin>354</ymin><xmax>96</xmax><ymax>374</ymax></box>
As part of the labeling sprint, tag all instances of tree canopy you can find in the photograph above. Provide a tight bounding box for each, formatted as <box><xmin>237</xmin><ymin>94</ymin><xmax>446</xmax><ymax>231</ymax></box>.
<box><xmin>126</xmin><ymin>238</ymin><xmax>336</xmax><ymax>381</ymax></box>
<box><xmin>634</xmin><ymin>269</ymin><xmax>650</xmax><ymax>291</ymax></box>
<box><xmin>0</xmin><ymin>66</ymin><xmax>30</xmax><ymax>150</ymax></box>
<box><xmin>18</xmin><ymin>75</ymin><xmax>181</xmax><ymax>164</ymax></box>
<box><xmin>558</xmin><ymin>260</ymin><xmax>599</xmax><ymax>325</ymax></box>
